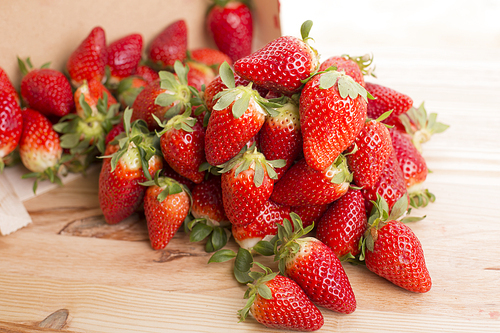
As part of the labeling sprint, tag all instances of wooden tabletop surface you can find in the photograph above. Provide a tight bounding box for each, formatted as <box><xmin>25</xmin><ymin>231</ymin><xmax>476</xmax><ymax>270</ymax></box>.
<box><xmin>1</xmin><ymin>1</ymin><xmax>500</xmax><ymax>332</ymax></box>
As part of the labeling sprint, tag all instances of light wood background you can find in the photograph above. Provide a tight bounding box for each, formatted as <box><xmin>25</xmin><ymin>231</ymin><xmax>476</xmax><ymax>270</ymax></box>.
<box><xmin>1</xmin><ymin>0</ymin><xmax>500</xmax><ymax>332</ymax></box>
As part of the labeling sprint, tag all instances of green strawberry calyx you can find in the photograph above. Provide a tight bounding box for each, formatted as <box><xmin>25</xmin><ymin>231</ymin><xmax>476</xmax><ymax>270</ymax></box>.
<box><xmin>326</xmin><ymin>154</ymin><xmax>353</xmax><ymax>185</ymax></box>
<box><xmin>100</xmin><ymin>108</ymin><xmax>161</xmax><ymax>181</ymax></box>
<box><xmin>213</xmin><ymin>62</ymin><xmax>284</xmax><ymax>118</ymax></box>
<box><xmin>272</xmin><ymin>213</ymin><xmax>314</xmax><ymax>275</ymax></box>
<box><xmin>217</xmin><ymin>144</ymin><xmax>286</xmax><ymax>188</ymax></box>
<box><xmin>238</xmin><ymin>263</ymin><xmax>278</xmax><ymax>322</ymax></box>
<box><xmin>153</xmin><ymin>106</ymin><xmax>197</xmax><ymax>136</ymax></box>
<box><xmin>155</xmin><ymin>60</ymin><xmax>195</xmax><ymax>121</ymax></box>
<box><xmin>140</xmin><ymin>171</ymin><xmax>190</xmax><ymax>203</ymax></box>
<box><xmin>341</xmin><ymin>53</ymin><xmax>377</xmax><ymax>78</ymax></box>
<box><xmin>399</xmin><ymin>102</ymin><xmax>449</xmax><ymax>153</ymax></box>
<box><xmin>318</xmin><ymin>70</ymin><xmax>373</xmax><ymax>102</ymax></box>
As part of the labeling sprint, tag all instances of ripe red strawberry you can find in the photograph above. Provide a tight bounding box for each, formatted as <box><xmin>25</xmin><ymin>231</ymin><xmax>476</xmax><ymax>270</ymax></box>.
<box><xmin>290</xmin><ymin>204</ymin><xmax>329</xmax><ymax>229</ymax></box>
<box><xmin>106</xmin><ymin>33</ymin><xmax>143</xmax><ymax>84</ymax></box>
<box><xmin>206</xmin><ymin>0</ymin><xmax>253</xmax><ymax>62</ymax></box>
<box><xmin>131</xmin><ymin>61</ymin><xmax>192</xmax><ymax>130</ymax></box>
<box><xmin>188</xmin><ymin>175</ymin><xmax>230</xmax><ymax>252</ymax></box>
<box><xmin>19</xmin><ymin>108</ymin><xmax>63</xmax><ymax>191</ymax></box>
<box><xmin>66</xmin><ymin>26</ymin><xmax>107</xmax><ymax>87</ymax></box>
<box><xmin>300</xmin><ymin>70</ymin><xmax>368</xmax><ymax>171</ymax></box>
<box><xmin>389</xmin><ymin>127</ymin><xmax>434</xmax><ymax>208</ymax></box>
<box><xmin>319</xmin><ymin>54</ymin><xmax>375</xmax><ymax>87</ymax></box>
<box><xmin>232</xmin><ymin>200</ymin><xmax>291</xmax><ymax>249</ymax></box>
<box><xmin>0</xmin><ymin>66</ymin><xmax>20</xmax><ymax>105</ymax></box>
<box><xmin>362</xmin><ymin>150</ymin><xmax>408</xmax><ymax>214</ymax></box>
<box><xmin>365</xmin><ymin>82</ymin><xmax>413</xmax><ymax>124</ymax></box>
<box><xmin>105</xmin><ymin>123</ymin><xmax>125</xmax><ymax>146</ymax></box>
<box><xmin>18</xmin><ymin>58</ymin><xmax>74</xmax><ymax>118</ymax></box>
<box><xmin>135</xmin><ymin>65</ymin><xmax>159</xmax><ymax>83</ymax></box>
<box><xmin>158</xmin><ymin>109</ymin><xmax>206</xmax><ymax>184</ymax></box>
<box><xmin>220</xmin><ymin>145</ymin><xmax>284</xmax><ymax>227</ymax></box>
<box><xmin>189</xmin><ymin>47</ymin><xmax>232</xmax><ymax>70</ymax></box>
<box><xmin>360</xmin><ymin>195</ymin><xmax>432</xmax><ymax>293</ymax></box>
<box><xmin>258</xmin><ymin>97</ymin><xmax>302</xmax><ymax>180</ymax></box>
<box><xmin>316</xmin><ymin>188</ymin><xmax>367</xmax><ymax>259</ymax></box>
<box><xmin>0</xmin><ymin>90</ymin><xmax>23</xmax><ymax>171</ymax></box>
<box><xmin>234</xmin><ymin>20</ymin><xmax>318</xmax><ymax>95</ymax></box>
<box><xmin>395</xmin><ymin>102</ymin><xmax>449</xmax><ymax>153</ymax></box>
<box><xmin>271</xmin><ymin>156</ymin><xmax>351</xmax><ymax>206</ymax></box>
<box><xmin>148</xmin><ymin>20</ymin><xmax>187</xmax><ymax>69</ymax></box>
<box><xmin>142</xmin><ymin>176</ymin><xmax>191</xmax><ymax>250</ymax></box>
<box><xmin>274</xmin><ymin>213</ymin><xmax>357</xmax><ymax>314</ymax></box>
<box><xmin>98</xmin><ymin>109</ymin><xmax>163</xmax><ymax>224</ymax></box>
<box><xmin>239</xmin><ymin>268</ymin><xmax>324</xmax><ymax>331</ymax></box>
<box><xmin>345</xmin><ymin>117</ymin><xmax>393</xmax><ymax>188</ymax></box>
<box><xmin>191</xmin><ymin>176</ymin><xmax>228</xmax><ymax>225</ymax></box>
<box><xmin>204</xmin><ymin>63</ymin><xmax>275</xmax><ymax>166</ymax></box>
<box><xmin>161</xmin><ymin>163</ymin><xmax>196</xmax><ymax>191</ymax></box>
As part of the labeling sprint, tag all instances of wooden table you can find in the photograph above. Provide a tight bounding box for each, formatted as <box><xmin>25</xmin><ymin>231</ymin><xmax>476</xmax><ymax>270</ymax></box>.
<box><xmin>2</xmin><ymin>6</ymin><xmax>500</xmax><ymax>333</ymax></box>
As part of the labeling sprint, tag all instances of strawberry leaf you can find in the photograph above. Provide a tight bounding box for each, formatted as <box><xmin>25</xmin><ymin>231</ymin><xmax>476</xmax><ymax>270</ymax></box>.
<box><xmin>208</xmin><ymin>249</ymin><xmax>236</xmax><ymax>263</ymax></box>
<box><xmin>388</xmin><ymin>193</ymin><xmax>409</xmax><ymax>221</ymax></box>
<box><xmin>210</xmin><ymin>226</ymin><xmax>228</xmax><ymax>252</ymax></box>
<box><xmin>218</xmin><ymin>61</ymin><xmax>235</xmax><ymax>89</ymax></box>
<box><xmin>319</xmin><ymin>71</ymin><xmax>340</xmax><ymax>89</ymax></box>
<box><xmin>232</xmin><ymin>92</ymin><xmax>251</xmax><ymax>119</ymax></box>
<box><xmin>256</xmin><ymin>284</ymin><xmax>272</xmax><ymax>300</ymax></box>
<box><xmin>253</xmin><ymin>241</ymin><xmax>275</xmax><ymax>256</ymax></box>
<box><xmin>190</xmin><ymin>222</ymin><xmax>213</xmax><ymax>242</ymax></box>
<box><xmin>300</xmin><ymin>20</ymin><xmax>313</xmax><ymax>41</ymax></box>
<box><xmin>234</xmin><ymin>267</ymin><xmax>253</xmax><ymax>284</ymax></box>
<box><xmin>213</xmin><ymin>90</ymin><xmax>239</xmax><ymax>111</ymax></box>
<box><xmin>253</xmin><ymin>161</ymin><xmax>265</xmax><ymax>187</ymax></box>
<box><xmin>235</xmin><ymin>248</ymin><xmax>253</xmax><ymax>273</ymax></box>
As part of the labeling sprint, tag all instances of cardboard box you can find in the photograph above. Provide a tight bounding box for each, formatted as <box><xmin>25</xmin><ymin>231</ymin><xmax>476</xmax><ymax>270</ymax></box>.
<box><xmin>0</xmin><ymin>0</ymin><xmax>281</xmax><ymax>234</ymax></box>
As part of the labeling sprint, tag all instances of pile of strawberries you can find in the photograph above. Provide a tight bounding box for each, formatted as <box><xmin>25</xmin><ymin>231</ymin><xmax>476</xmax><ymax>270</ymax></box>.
<box><xmin>0</xmin><ymin>0</ymin><xmax>449</xmax><ymax>331</ymax></box>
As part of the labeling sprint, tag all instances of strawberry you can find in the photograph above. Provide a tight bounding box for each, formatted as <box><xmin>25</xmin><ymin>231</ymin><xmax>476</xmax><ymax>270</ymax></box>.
<box><xmin>115</xmin><ymin>76</ymin><xmax>147</xmax><ymax>109</ymax></box>
<box><xmin>389</xmin><ymin>127</ymin><xmax>434</xmax><ymax>208</ymax></box>
<box><xmin>19</xmin><ymin>108</ymin><xmax>63</xmax><ymax>191</ymax></box>
<box><xmin>131</xmin><ymin>61</ymin><xmax>192</xmax><ymax>130</ymax></box>
<box><xmin>98</xmin><ymin>108</ymin><xmax>163</xmax><ymax>224</ymax></box>
<box><xmin>273</xmin><ymin>213</ymin><xmax>357</xmax><ymax>314</ymax></box>
<box><xmin>234</xmin><ymin>20</ymin><xmax>318</xmax><ymax>95</ymax></box>
<box><xmin>53</xmin><ymin>90</ymin><xmax>120</xmax><ymax>171</ymax></box>
<box><xmin>219</xmin><ymin>144</ymin><xmax>284</xmax><ymax>227</ymax></box>
<box><xmin>135</xmin><ymin>65</ymin><xmax>160</xmax><ymax>83</ymax></box>
<box><xmin>238</xmin><ymin>268</ymin><xmax>324</xmax><ymax>331</ymax></box>
<box><xmin>105</xmin><ymin>123</ymin><xmax>125</xmax><ymax>146</ymax></box>
<box><xmin>396</xmin><ymin>102</ymin><xmax>449</xmax><ymax>153</ymax></box>
<box><xmin>148</xmin><ymin>19</ymin><xmax>187</xmax><ymax>69</ymax></box>
<box><xmin>365</xmin><ymin>82</ymin><xmax>413</xmax><ymax>124</ymax></box>
<box><xmin>141</xmin><ymin>176</ymin><xmax>191</xmax><ymax>250</ymax></box>
<box><xmin>270</xmin><ymin>156</ymin><xmax>351</xmax><ymax>206</ymax></box>
<box><xmin>258</xmin><ymin>96</ymin><xmax>302</xmax><ymax>180</ymax></box>
<box><xmin>161</xmin><ymin>163</ymin><xmax>196</xmax><ymax>191</ymax></box>
<box><xmin>189</xmin><ymin>47</ymin><xmax>232</xmax><ymax>70</ymax></box>
<box><xmin>0</xmin><ymin>90</ymin><xmax>23</xmax><ymax>171</ymax></box>
<box><xmin>204</xmin><ymin>63</ymin><xmax>277</xmax><ymax>166</ymax></box>
<box><xmin>190</xmin><ymin>176</ymin><xmax>228</xmax><ymax>226</ymax></box>
<box><xmin>300</xmin><ymin>69</ymin><xmax>368</xmax><ymax>171</ymax></box>
<box><xmin>106</xmin><ymin>33</ymin><xmax>143</xmax><ymax>85</ymax></box>
<box><xmin>157</xmin><ymin>108</ymin><xmax>207</xmax><ymax>184</ymax></box>
<box><xmin>0</xmin><ymin>66</ymin><xmax>20</xmax><ymax>105</ymax></box>
<box><xmin>318</xmin><ymin>54</ymin><xmax>375</xmax><ymax>87</ymax></box>
<box><xmin>18</xmin><ymin>57</ymin><xmax>74</xmax><ymax>118</ymax></box>
<box><xmin>362</xmin><ymin>150</ymin><xmax>408</xmax><ymax>215</ymax></box>
<box><xmin>206</xmin><ymin>0</ymin><xmax>253</xmax><ymax>62</ymax></box>
<box><xmin>345</xmin><ymin>116</ymin><xmax>393</xmax><ymax>188</ymax></box>
<box><xmin>360</xmin><ymin>195</ymin><xmax>431</xmax><ymax>293</ymax></box>
<box><xmin>232</xmin><ymin>199</ymin><xmax>291</xmax><ymax>250</ymax></box>
<box><xmin>73</xmin><ymin>78</ymin><xmax>117</xmax><ymax>118</ymax></box>
<box><xmin>66</xmin><ymin>26</ymin><xmax>107</xmax><ymax>87</ymax></box>
<box><xmin>188</xmin><ymin>175</ymin><xmax>232</xmax><ymax>252</ymax></box>
<box><xmin>316</xmin><ymin>188</ymin><xmax>367</xmax><ymax>259</ymax></box>
<box><xmin>290</xmin><ymin>204</ymin><xmax>328</xmax><ymax>229</ymax></box>
<box><xmin>185</xmin><ymin>60</ymin><xmax>216</xmax><ymax>91</ymax></box>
